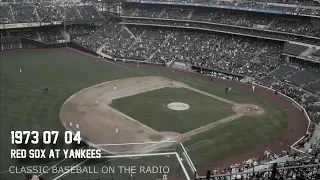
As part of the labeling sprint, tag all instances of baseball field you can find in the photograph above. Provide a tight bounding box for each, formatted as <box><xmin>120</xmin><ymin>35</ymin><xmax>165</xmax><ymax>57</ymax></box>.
<box><xmin>0</xmin><ymin>48</ymin><xmax>307</xmax><ymax>180</ymax></box>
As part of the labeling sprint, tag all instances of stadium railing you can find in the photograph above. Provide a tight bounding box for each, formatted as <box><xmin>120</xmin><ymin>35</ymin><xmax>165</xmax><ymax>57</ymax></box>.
<box><xmin>195</xmin><ymin>162</ymin><xmax>320</xmax><ymax>180</ymax></box>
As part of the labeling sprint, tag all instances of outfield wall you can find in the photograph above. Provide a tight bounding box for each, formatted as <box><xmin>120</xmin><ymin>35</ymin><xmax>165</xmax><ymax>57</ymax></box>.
<box><xmin>20</xmin><ymin>38</ymin><xmax>100</xmax><ymax>57</ymax></box>
<box><xmin>21</xmin><ymin>38</ymin><xmax>65</xmax><ymax>49</ymax></box>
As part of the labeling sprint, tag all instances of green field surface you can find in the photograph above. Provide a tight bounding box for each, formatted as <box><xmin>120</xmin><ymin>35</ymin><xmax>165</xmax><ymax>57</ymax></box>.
<box><xmin>0</xmin><ymin>49</ymin><xmax>288</xmax><ymax>179</ymax></box>
<box><xmin>184</xmin><ymin>112</ymin><xmax>287</xmax><ymax>166</ymax></box>
<box><xmin>111</xmin><ymin>87</ymin><xmax>234</xmax><ymax>133</ymax></box>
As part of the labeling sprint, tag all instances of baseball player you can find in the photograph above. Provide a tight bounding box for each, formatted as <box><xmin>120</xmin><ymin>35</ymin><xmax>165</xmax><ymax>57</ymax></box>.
<box><xmin>252</xmin><ymin>85</ymin><xmax>255</xmax><ymax>92</ymax></box>
<box><xmin>42</xmin><ymin>88</ymin><xmax>48</xmax><ymax>94</ymax></box>
<box><xmin>76</xmin><ymin>123</ymin><xmax>79</xmax><ymax>129</ymax></box>
<box><xmin>69</xmin><ymin>121</ymin><xmax>72</xmax><ymax>127</ymax></box>
<box><xmin>114</xmin><ymin>85</ymin><xmax>117</xmax><ymax>90</ymax></box>
<box><xmin>19</xmin><ymin>67</ymin><xmax>22</xmax><ymax>73</ymax></box>
<box><xmin>116</xmin><ymin>125</ymin><xmax>119</xmax><ymax>134</ymax></box>
<box><xmin>163</xmin><ymin>174</ymin><xmax>167</xmax><ymax>180</ymax></box>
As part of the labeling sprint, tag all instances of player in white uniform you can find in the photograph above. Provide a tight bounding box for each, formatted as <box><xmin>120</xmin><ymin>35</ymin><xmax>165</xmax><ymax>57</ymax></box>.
<box><xmin>76</xmin><ymin>123</ymin><xmax>79</xmax><ymax>129</ymax></box>
<box><xmin>114</xmin><ymin>85</ymin><xmax>116</xmax><ymax>90</ymax></box>
<box><xmin>69</xmin><ymin>121</ymin><xmax>72</xmax><ymax>127</ymax></box>
<box><xmin>252</xmin><ymin>85</ymin><xmax>255</xmax><ymax>91</ymax></box>
<box><xmin>19</xmin><ymin>67</ymin><xmax>22</xmax><ymax>73</ymax></box>
<box><xmin>116</xmin><ymin>125</ymin><xmax>119</xmax><ymax>134</ymax></box>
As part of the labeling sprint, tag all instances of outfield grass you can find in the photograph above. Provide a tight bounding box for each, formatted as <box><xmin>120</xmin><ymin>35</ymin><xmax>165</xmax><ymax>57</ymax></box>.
<box><xmin>111</xmin><ymin>87</ymin><xmax>234</xmax><ymax>133</ymax></box>
<box><xmin>0</xmin><ymin>49</ymin><xmax>144</xmax><ymax>178</ymax></box>
<box><xmin>0</xmin><ymin>49</ymin><xmax>288</xmax><ymax>179</ymax></box>
<box><xmin>184</xmin><ymin>112</ymin><xmax>287</xmax><ymax>166</ymax></box>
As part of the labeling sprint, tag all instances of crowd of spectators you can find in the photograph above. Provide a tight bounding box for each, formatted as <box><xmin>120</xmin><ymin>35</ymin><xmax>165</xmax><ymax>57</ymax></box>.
<box><xmin>77</xmin><ymin>5</ymin><xmax>100</xmax><ymax>20</ymax></box>
<box><xmin>145</xmin><ymin>0</ymin><xmax>320</xmax><ymax>16</ymax></box>
<box><xmin>209</xmin><ymin>139</ymin><xmax>319</xmax><ymax>179</ymax></box>
<box><xmin>11</xmin><ymin>4</ymin><xmax>38</xmax><ymax>23</ymax></box>
<box><xmin>0</xmin><ymin>1</ymin><xmax>101</xmax><ymax>24</ymax></box>
<box><xmin>70</xmin><ymin>23</ymin><xmax>318</xmax><ymax>85</ymax></box>
<box><xmin>0</xmin><ymin>5</ymin><xmax>14</xmax><ymax>23</ymax></box>
<box><xmin>68</xmin><ymin>25</ymin><xmax>99</xmax><ymax>36</ymax></box>
<box><xmin>73</xmin><ymin>24</ymin><xmax>283</xmax><ymax>79</ymax></box>
<box><xmin>122</xmin><ymin>18</ymin><xmax>320</xmax><ymax>46</ymax></box>
<box><xmin>38</xmin><ymin>28</ymin><xmax>65</xmax><ymax>43</ymax></box>
<box><xmin>122</xmin><ymin>4</ymin><xmax>320</xmax><ymax>39</ymax></box>
<box><xmin>21</xmin><ymin>29</ymin><xmax>40</xmax><ymax>41</ymax></box>
<box><xmin>71</xmin><ymin>22</ymin><xmax>122</xmax><ymax>51</ymax></box>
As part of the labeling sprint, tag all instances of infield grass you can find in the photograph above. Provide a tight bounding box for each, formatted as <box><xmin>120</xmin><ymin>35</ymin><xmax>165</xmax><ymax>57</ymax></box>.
<box><xmin>0</xmin><ymin>48</ymin><xmax>288</xmax><ymax>179</ymax></box>
<box><xmin>111</xmin><ymin>87</ymin><xmax>234</xmax><ymax>133</ymax></box>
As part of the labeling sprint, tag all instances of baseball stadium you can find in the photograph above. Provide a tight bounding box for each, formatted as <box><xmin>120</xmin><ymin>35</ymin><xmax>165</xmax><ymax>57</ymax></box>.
<box><xmin>0</xmin><ymin>0</ymin><xmax>320</xmax><ymax>180</ymax></box>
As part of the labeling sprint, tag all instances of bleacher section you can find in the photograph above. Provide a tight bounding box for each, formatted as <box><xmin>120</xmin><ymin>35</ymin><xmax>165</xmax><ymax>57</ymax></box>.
<box><xmin>268</xmin><ymin>65</ymin><xmax>298</xmax><ymax>79</ymax></box>
<box><xmin>259</xmin><ymin>65</ymin><xmax>298</xmax><ymax>86</ymax></box>
<box><xmin>304</xmin><ymin>81</ymin><xmax>320</xmax><ymax>93</ymax></box>
<box><xmin>287</xmin><ymin>69</ymin><xmax>320</xmax><ymax>86</ymax></box>
<box><xmin>0</xmin><ymin>5</ymin><xmax>14</xmax><ymax>23</ymax></box>
<box><xmin>283</xmin><ymin>43</ymin><xmax>308</xmax><ymax>56</ymax></box>
<box><xmin>259</xmin><ymin>77</ymin><xmax>277</xmax><ymax>87</ymax></box>
<box><xmin>312</xmin><ymin>49</ymin><xmax>320</xmax><ymax>57</ymax></box>
<box><xmin>0</xmin><ymin>3</ymin><xmax>101</xmax><ymax>24</ymax></box>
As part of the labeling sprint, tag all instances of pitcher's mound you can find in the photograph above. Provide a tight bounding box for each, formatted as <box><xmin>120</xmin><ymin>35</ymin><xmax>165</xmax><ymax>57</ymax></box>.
<box><xmin>232</xmin><ymin>104</ymin><xmax>265</xmax><ymax>116</ymax></box>
<box><xmin>167</xmin><ymin>102</ymin><xmax>190</xmax><ymax>111</ymax></box>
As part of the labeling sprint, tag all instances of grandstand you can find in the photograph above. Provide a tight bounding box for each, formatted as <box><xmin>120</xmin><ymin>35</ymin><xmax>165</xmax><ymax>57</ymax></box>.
<box><xmin>283</xmin><ymin>43</ymin><xmax>309</xmax><ymax>56</ymax></box>
<box><xmin>287</xmin><ymin>69</ymin><xmax>320</xmax><ymax>86</ymax></box>
<box><xmin>313</xmin><ymin>49</ymin><xmax>320</xmax><ymax>57</ymax></box>
<box><xmin>305</xmin><ymin>81</ymin><xmax>320</xmax><ymax>93</ymax></box>
<box><xmin>0</xmin><ymin>0</ymin><xmax>319</xmax><ymax>179</ymax></box>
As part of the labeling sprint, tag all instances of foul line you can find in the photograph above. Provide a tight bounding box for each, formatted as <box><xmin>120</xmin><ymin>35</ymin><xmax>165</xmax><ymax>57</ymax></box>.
<box><xmin>69</xmin><ymin>48</ymin><xmax>148</xmax><ymax>76</ymax></box>
<box><xmin>51</xmin><ymin>159</ymin><xmax>89</xmax><ymax>180</ymax></box>
<box><xmin>93</xmin><ymin>140</ymin><xmax>176</xmax><ymax>146</ymax></box>
<box><xmin>180</xmin><ymin>113</ymin><xmax>244</xmax><ymax>140</ymax></box>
